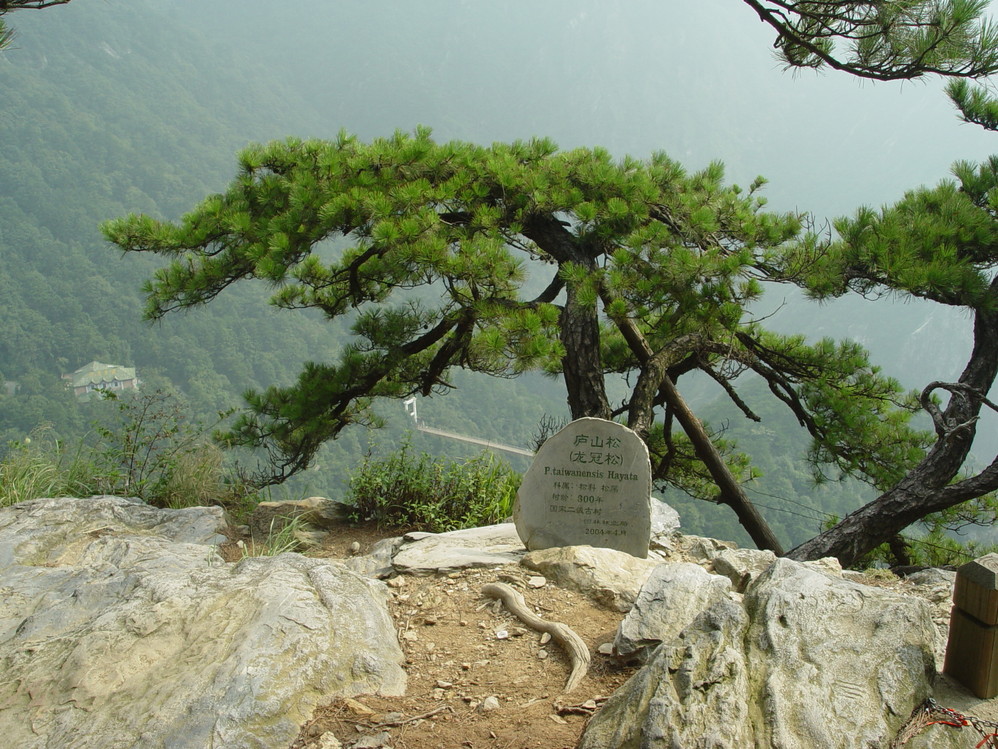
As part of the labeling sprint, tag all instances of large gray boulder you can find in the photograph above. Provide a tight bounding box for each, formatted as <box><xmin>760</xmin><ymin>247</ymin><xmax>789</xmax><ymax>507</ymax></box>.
<box><xmin>580</xmin><ymin>557</ymin><xmax>938</xmax><ymax>749</ymax></box>
<box><xmin>0</xmin><ymin>496</ymin><xmax>405</xmax><ymax>749</ymax></box>
<box><xmin>613</xmin><ymin>561</ymin><xmax>732</xmax><ymax>662</ymax></box>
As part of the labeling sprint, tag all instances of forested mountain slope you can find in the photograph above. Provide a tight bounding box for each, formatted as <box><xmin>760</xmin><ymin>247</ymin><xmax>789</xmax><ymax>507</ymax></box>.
<box><xmin>0</xmin><ymin>0</ymin><xmax>560</xmax><ymax>493</ymax></box>
<box><xmin>0</xmin><ymin>0</ymin><xmax>330</xmax><ymax>420</ymax></box>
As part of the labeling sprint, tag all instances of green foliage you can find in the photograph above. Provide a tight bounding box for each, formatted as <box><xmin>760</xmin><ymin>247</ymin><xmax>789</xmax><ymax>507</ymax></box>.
<box><xmin>0</xmin><ymin>391</ymin><xmax>264</xmax><ymax>513</ymax></box>
<box><xmin>785</xmin><ymin>153</ymin><xmax>998</xmax><ymax>563</ymax></box>
<box><xmin>104</xmin><ymin>128</ymin><xmax>924</xmax><ymax>524</ymax></box>
<box><xmin>242</xmin><ymin>515</ymin><xmax>306</xmax><ymax>557</ymax></box>
<box><xmin>800</xmin><ymin>159</ymin><xmax>998</xmax><ymax>308</ymax></box>
<box><xmin>750</xmin><ymin>0</ymin><xmax>998</xmax><ymax>81</ymax></box>
<box><xmin>0</xmin><ymin>0</ymin><xmax>343</xmax><ymax>480</ymax></box>
<box><xmin>346</xmin><ymin>438</ymin><xmax>520</xmax><ymax>532</ymax></box>
<box><xmin>948</xmin><ymin>79</ymin><xmax>998</xmax><ymax>131</ymax></box>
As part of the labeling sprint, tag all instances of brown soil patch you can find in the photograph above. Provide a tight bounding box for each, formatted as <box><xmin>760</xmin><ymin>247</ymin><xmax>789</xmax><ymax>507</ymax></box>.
<box><xmin>284</xmin><ymin>524</ymin><xmax>638</xmax><ymax>749</ymax></box>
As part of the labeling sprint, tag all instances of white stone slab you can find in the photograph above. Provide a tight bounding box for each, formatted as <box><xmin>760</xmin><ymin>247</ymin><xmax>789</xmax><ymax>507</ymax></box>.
<box><xmin>391</xmin><ymin>523</ymin><xmax>525</xmax><ymax>573</ymax></box>
<box><xmin>513</xmin><ymin>417</ymin><xmax>652</xmax><ymax>558</ymax></box>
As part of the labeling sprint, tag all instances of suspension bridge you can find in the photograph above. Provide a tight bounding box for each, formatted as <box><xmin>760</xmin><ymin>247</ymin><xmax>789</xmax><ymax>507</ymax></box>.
<box><xmin>402</xmin><ymin>398</ymin><xmax>535</xmax><ymax>458</ymax></box>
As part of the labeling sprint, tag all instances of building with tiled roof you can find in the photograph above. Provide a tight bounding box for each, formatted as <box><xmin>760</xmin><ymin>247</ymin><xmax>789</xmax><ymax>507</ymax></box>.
<box><xmin>62</xmin><ymin>361</ymin><xmax>139</xmax><ymax>400</ymax></box>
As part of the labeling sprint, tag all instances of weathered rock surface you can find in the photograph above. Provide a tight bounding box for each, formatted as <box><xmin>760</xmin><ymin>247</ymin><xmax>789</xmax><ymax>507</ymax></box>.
<box><xmin>580</xmin><ymin>557</ymin><xmax>939</xmax><ymax>749</ymax></box>
<box><xmin>711</xmin><ymin>547</ymin><xmax>778</xmax><ymax>592</ymax></box>
<box><xmin>0</xmin><ymin>496</ymin><xmax>405</xmax><ymax>749</ymax></box>
<box><xmin>649</xmin><ymin>497</ymin><xmax>681</xmax><ymax>545</ymax></box>
<box><xmin>652</xmin><ymin>532</ymin><xmax>736</xmax><ymax>562</ymax></box>
<box><xmin>521</xmin><ymin>544</ymin><xmax>661</xmax><ymax>612</ymax></box>
<box><xmin>1</xmin><ymin>502</ymin><xmax>983</xmax><ymax>749</ymax></box>
<box><xmin>903</xmin><ymin>568</ymin><xmax>959</xmax><ymax>668</ymax></box>
<box><xmin>613</xmin><ymin>561</ymin><xmax>733</xmax><ymax>662</ymax></box>
<box><xmin>391</xmin><ymin>523</ymin><xmax>525</xmax><ymax>574</ymax></box>
<box><xmin>342</xmin><ymin>535</ymin><xmax>403</xmax><ymax>579</ymax></box>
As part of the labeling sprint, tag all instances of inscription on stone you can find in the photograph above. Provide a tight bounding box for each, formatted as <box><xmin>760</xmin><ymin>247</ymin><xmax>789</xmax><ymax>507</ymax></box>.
<box><xmin>513</xmin><ymin>417</ymin><xmax>652</xmax><ymax>558</ymax></box>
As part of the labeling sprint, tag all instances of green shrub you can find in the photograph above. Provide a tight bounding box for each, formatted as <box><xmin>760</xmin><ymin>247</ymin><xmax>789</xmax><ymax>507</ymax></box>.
<box><xmin>347</xmin><ymin>439</ymin><xmax>521</xmax><ymax>532</ymax></box>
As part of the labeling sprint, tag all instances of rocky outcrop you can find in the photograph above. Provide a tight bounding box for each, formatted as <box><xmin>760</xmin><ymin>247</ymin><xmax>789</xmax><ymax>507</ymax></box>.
<box><xmin>521</xmin><ymin>545</ymin><xmax>661</xmax><ymax>612</ymax></box>
<box><xmin>0</xmin><ymin>497</ymin><xmax>978</xmax><ymax>749</ymax></box>
<box><xmin>391</xmin><ymin>523</ymin><xmax>526</xmax><ymax>573</ymax></box>
<box><xmin>613</xmin><ymin>561</ymin><xmax>732</xmax><ymax>662</ymax></box>
<box><xmin>0</xmin><ymin>496</ymin><xmax>405</xmax><ymax>749</ymax></box>
<box><xmin>579</xmin><ymin>557</ymin><xmax>939</xmax><ymax>749</ymax></box>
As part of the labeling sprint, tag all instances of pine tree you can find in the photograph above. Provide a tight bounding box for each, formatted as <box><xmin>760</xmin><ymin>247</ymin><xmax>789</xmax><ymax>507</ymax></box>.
<box><xmin>786</xmin><ymin>158</ymin><xmax>998</xmax><ymax>565</ymax></box>
<box><xmin>743</xmin><ymin>0</ymin><xmax>998</xmax><ymax>81</ymax></box>
<box><xmin>103</xmin><ymin>129</ymin><xmax>930</xmax><ymax>553</ymax></box>
<box><xmin>745</xmin><ymin>1</ymin><xmax>998</xmax><ymax>566</ymax></box>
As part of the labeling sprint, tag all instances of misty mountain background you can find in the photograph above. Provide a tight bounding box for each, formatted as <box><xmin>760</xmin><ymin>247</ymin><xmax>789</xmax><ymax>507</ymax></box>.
<box><xmin>2</xmin><ymin>0</ymin><xmax>994</xmax><ymax>548</ymax></box>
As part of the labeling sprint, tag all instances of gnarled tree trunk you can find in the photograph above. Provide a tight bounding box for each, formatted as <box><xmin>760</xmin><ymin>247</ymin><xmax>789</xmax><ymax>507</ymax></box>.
<box><xmin>788</xmin><ymin>304</ymin><xmax>998</xmax><ymax>567</ymax></box>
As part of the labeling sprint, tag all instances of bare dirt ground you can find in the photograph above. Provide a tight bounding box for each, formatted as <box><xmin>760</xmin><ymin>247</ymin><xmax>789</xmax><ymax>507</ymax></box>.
<box><xmin>272</xmin><ymin>524</ymin><xmax>640</xmax><ymax>749</ymax></box>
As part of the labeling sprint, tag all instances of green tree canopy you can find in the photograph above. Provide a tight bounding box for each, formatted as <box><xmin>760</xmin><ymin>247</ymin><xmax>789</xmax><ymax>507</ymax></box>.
<box><xmin>104</xmin><ymin>128</ymin><xmax>930</xmax><ymax>553</ymax></box>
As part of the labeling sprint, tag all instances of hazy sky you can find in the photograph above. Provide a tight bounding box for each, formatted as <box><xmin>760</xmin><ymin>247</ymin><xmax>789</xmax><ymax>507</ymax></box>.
<box><xmin>170</xmin><ymin>0</ymin><xmax>997</xmax><ymax>221</ymax></box>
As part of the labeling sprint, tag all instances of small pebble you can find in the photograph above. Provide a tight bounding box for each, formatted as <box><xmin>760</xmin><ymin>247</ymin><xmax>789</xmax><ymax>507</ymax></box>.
<box><xmin>351</xmin><ymin>732</ymin><xmax>391</xmax><ymax>749</ymax></box>
<box><xmin>538</xmin><ymin>649</ymin><xmax>549</xmax><ymax>660</ymax></box>
<box><xmin>479</xmin><ymin>696</ymin><xmax>501</xmax><ymax>712</ymax></box>
<box><xmin>527</xmin><ymin>576</ymin><xmax>547</xmax><ymax>588</ymax></box>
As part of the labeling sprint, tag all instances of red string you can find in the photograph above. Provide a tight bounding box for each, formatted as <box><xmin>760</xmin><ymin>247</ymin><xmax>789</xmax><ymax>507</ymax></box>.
<box><xmin>926</xmin><ymin>719</ymin><xmax>970</xmax><ymax>729</ymax></box>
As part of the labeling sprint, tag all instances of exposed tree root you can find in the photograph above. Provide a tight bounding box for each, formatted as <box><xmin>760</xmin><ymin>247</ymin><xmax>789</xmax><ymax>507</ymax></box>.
<box><xmin>481</xmin><ymin>582</ymin><xmax>591</xmax><ymax>693</ymax></box>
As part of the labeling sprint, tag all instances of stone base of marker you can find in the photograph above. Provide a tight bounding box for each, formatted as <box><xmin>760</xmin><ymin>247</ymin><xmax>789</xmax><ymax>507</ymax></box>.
<box><xmin>513</xmin><ymin>418</ymin><xmax>652</xmax><ymax>559</ymax></box>
<box><xmin>943</xmin><ymin>553</ymin><xmax>998</xmax><ymax>699</ymax></box>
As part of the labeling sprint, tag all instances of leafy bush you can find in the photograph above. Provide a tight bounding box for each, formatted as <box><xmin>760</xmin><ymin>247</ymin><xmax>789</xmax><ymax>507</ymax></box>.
<box><xmin>347</xmin><ymin>439</ymin><xmax>521</xmax><ymax>532</ymax></box>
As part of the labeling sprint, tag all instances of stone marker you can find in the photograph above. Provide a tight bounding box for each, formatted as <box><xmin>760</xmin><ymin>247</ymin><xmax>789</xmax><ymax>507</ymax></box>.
<box><xmin>943</xmin><ymin>552</ymin><xmax>998</xmax><ymax>698</ymax></box>
<box><xmin>513</xmin><ymin>417</ymin><xmax>652</xmax><ymax>558</ymax></box>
